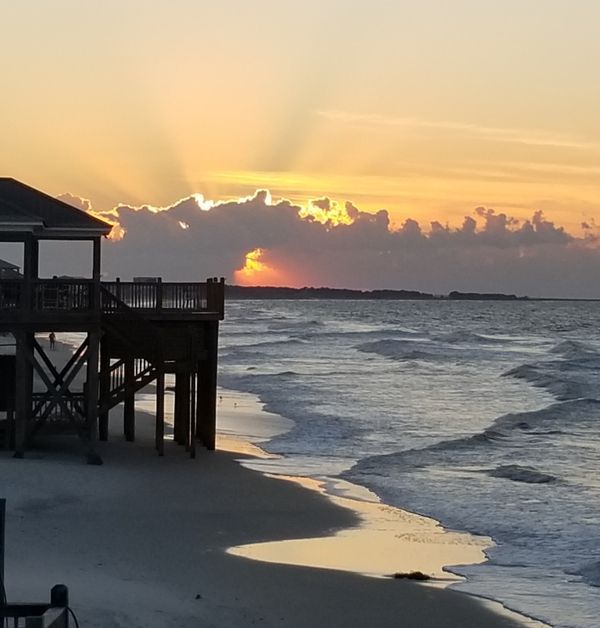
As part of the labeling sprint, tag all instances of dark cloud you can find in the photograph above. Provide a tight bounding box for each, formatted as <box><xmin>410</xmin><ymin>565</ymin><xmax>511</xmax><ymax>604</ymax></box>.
<box><xmin>57</xmin><ymin>190</ymin><xmax>600</xmax><ymax>298</ymax></box>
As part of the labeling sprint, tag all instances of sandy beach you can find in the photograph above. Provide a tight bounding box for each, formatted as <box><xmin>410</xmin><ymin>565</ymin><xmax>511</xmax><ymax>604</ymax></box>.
<box><xmin>0</xmin><ymin>339</ymin><xmax>539</xmax><ymax>627</ymax></box>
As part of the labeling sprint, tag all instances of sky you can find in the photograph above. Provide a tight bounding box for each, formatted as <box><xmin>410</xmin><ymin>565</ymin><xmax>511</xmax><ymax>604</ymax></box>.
<box><xmin>2</xmin><ymin>1</ymin><xmax>600</xmax><ymax>296</ymax></box>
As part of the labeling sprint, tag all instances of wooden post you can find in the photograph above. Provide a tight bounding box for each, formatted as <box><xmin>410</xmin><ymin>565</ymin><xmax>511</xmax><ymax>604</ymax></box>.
<box><xmin>123</xmin><ymin>358</ymin><xmax>135</xmax><ymax>441</ymax></box>
<box><xmin>155</xmin><ymin>365</ymin><xmax>165</xmax><ymax>456</ymax></box>
<box><xmin>91</xmin><ymin>236</ymin><xmax>101</xmax><ymax>311</ymax></box>
<box><xmin>173</xmin><ymin>373</ymin><xmax>181</xmax><ymax>444</ymax></box>
<box><xmin>98</xmin><ymin>335</ymin><xmax>110</xmax><ymax>441</ymax></box>
<box><xmin>156</xmin><ymin>278</ymin><xmax>162</xmax><ymax>312</ymax></box>
<box><xmin>22</xmin><ymin>235</ymin><xmax>34</xmax><ymax>313</ymax></box>
<box><xmin>219</xmin><ymin>276</ymin><xmax>225</xmax><ymax>318</ymax></box>
<box><xmin>183</xmin><ymin>373</ymin><xmax>191</xmax><ymax>451</ymax></box>
<box><xmin>189</xmin><ymin>371</ymin><xmax>196</xmax><ymax>459</ymax></box>
<box><xmin>85</xmin><ymin>328</ymin><xmax>101</xmax><ymax>465</ymax></box>
<box><xmin>174</xmin><ymin>371</ymin><xmax>190</xmax><ymax>446</ymax></box>
<box><xmin>196</xmin><ymin>321</ymin><xmax>218</xmax><ymax>450</ymax></box>
<box><xmin>14</xmin><ymin>330</ymin><xmax>33</xmax><ymax>458</ymax></box>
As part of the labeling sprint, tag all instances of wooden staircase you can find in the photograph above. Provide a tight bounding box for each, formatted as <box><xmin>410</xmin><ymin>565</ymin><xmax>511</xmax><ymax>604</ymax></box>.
<box><xmin>97</xmin><ymin>286</ymin><xmax>164</xmax><ymax>417</ymax></box>
<box><xmin>98</xmin><ymin>357</ymin><xmax>156</xmax><ymax>416</ymax></box>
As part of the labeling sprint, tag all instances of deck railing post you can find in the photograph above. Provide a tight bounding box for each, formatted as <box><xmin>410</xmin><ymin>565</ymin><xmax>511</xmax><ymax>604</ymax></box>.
<box><xmin>156</xmin><ymin>278</ymin><xmax>163</xmax><ymax>312</ymax></box>
<box><xmin>219</xmin><ymin>277</ymin><xmax>225</xmax><ymax>318</ymax></box>
<box><xmin>206</xmin><ymin>278</ymin><xmax>211</xmax><ymax>311</ymax></box>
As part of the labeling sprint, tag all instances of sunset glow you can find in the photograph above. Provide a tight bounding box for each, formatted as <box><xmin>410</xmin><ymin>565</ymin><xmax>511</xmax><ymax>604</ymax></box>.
<box><xmin>1</xmin><ymin>1</ymin><xmax>598</xmax><ymax>239</ymax></box>
<box><xmin>234</xmin><ymin>248</ymin><xmax>283</xmax><ymax>285</ymax></box>
<box><xmin>2</xmin><ymin>2</ymin><xmax>600</xmax><ymax>296</ymax></box>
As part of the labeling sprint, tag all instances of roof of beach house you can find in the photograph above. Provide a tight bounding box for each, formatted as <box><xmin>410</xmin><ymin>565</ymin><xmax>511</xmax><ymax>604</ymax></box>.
<box><xmin>0</xmin><ymin>178</ymin><xmax>112</xmax><ymax>238</ymax></box>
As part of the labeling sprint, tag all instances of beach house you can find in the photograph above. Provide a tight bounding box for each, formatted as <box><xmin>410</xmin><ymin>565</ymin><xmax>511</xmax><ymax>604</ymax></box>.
<box><xmin>0</xmin><ymin>178</ymin><xmax>224</xmax><ymax>464</ymax></box>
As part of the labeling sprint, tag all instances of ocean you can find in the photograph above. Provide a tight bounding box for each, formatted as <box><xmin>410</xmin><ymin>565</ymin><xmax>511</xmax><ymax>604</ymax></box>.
<box><xmin>218</xmin><ymin>299</ymin><xmax>600</xmax><ymax>628</ymax></box>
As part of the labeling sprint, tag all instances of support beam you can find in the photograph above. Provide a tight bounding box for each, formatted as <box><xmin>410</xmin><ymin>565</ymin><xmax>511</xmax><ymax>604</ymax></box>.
<box><xmin>92</xmin><ymin>237</ymin><xmax>101</xmax><ymax>311</ymax></box>
<box><xmin>22</xmin><ymin>235</ymin><xmax>34</xmax><ymax>312</ymax></box>
<box><xmin>98</xmin><ymin>336</ymin><xmax>110</xmax><ymax>441</ymax></box>
<box><xmin>155</xmin><ymin>366</ymin><xmax>165</xmax><ymax>456</ymax></box>
<box><xmin>123</xmin><ymin>358</ymin><xmax>135</xmax><ymax>442</ymax></box>
<box><xmin>196</xmin><ymin>321</ymin><xmax>218</xmax><ymax>450</ymax></box>
<box><xmin>14</xmin><ymin>330</ymin><xmax>33</xmax><ymax>458</ymax></box>
<box><xmin>189</xmin><ymin>372</ymin><xmax>196</xmax><ymax>459</ymax></box>
<box><xmin>174</xmin><ymin>372</ymin><xmax>190</xmax><ymax>446</ymax></box>
<box><xmin>85</xmin><ymin>329</ymin><xmax>102</xmax><ymax>465</ymax></box>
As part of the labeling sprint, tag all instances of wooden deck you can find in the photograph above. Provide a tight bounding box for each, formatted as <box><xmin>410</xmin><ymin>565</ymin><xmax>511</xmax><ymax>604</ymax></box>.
<box><xmin>0</xmin><ymin>277</ymin><xmax>225</xmax><ymax>462</ymax></box>
<box><xmin>0</xmin><ymin>278</ymin><xmax>224</xmax><ymax>328</ymax></box>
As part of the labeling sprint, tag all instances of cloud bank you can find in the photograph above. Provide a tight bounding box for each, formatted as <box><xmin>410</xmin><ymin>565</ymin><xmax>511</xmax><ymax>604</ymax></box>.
<box><xmin>57</xmin><ymin>191</ymin><xmax>600</xmax><ymax>298</ymax></box>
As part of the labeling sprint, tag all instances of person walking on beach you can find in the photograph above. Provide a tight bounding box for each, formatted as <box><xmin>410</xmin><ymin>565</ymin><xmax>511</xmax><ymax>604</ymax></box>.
<box><xmin>49</xmin><ymin>331</ymin><xmax>56</xmax><ymax>350</ymax></box>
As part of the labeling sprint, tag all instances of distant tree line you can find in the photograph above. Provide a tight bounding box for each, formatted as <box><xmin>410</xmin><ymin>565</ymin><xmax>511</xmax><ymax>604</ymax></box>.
<box><xmin>225</xmin><ymin>285</ymin><xmax>527</xmax><ymax>301</ymax></box>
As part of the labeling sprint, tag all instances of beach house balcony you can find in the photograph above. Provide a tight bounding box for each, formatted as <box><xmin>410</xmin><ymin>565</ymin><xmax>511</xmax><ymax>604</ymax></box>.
<box><xmin>0</xmin><ymin>277</ymin><xmax>224</xmax><ymax>327</ymax></box>
<box><xmin>0</xmin><ymin>178</ymin><xmax>224</xmax><ymax>463</ymax></box>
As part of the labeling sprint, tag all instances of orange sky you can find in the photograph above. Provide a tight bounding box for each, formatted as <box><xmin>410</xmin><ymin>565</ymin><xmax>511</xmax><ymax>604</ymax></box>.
<box><xmin>1</xmin><ymin>1</ymin><xmax>599</xmax><ymax>237</ymax></box>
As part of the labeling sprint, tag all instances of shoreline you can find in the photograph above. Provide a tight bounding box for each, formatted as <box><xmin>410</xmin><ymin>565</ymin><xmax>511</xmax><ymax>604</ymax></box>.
<box><xmin>0</xmin><ymin>336</ymin><xmax>544</xmax><ymax>626</ymax></box>
<box><xmin>217</xmin><ymin>387</ymin><xmax>548</xmax><ymax>628</ymax></box>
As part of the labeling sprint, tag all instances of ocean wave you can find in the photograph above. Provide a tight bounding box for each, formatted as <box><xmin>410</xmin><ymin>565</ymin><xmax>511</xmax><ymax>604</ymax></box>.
<box><xmin>503</xmin><ymin>364</ymin><xmax>554</xmax><ymax>387</ymax></box>
<box><xmin>550</xmin><ymin>340</ymin><xmax>600</xmax><ymax>360</ymax></box>
<box><xmin>268</xmin><ymin>319</ymin><xmax>324</xmax><ymax>331</ymax></box>
<box><xmin>293</xmin><ymin>328</ymin><xmax>422</xmax><ymax>342</ymax></box>
<box><xmin>356</xmin><ymin>339</ymin><xmax>441</xmax><ymax>362</ymax></box>
<box><xmin>502</xmin><ymin>363</ymin><xmax>598</xmax><ymax>401</ymax></box>
<box><xmin>350</xmin><ymin>398</ymin><xmax>600</xmax><ymax>480</ymax></box>
<box><xmin>571</xmin><ymin>561</ymin><xmax>600</xmax><ymax>587</ymax></box>
<box><xmin>486</xmin><ymin>398</ymin><xmax>600</xmax><ymax>435</ymax></box>
<box><xmin>220</xmin><ymin>349</ymin><xmax>266</xmax><ymax>361</ymax></box>
<box><xmin>488</xmin><ymin>464</ymin><xmax>557</xmax><ymax>484</ymax></box>
<box><xmin>432</xmin><ymin>330</ymin><xmax>513</xmax><ymax>345</ymax></box>
<box><xmin>249</xmin><ymin>338</ymin><xmax>309</xmax><ymax>348</ymax></box>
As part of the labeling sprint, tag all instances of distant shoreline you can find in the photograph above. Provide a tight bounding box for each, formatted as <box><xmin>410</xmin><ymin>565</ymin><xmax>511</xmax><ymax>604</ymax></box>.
<box><xmin>225</xmin><ymin>285</ymin><xmax>600</xmax><ymax>302</ymax></box>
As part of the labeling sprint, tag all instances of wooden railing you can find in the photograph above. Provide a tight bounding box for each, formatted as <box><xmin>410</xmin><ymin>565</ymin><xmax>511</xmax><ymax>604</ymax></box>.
<box><xmin>0</xmin><ymin>604</ymin><xmax>69</xmax><ymax>627</ymax></box>
<box><xmin>101</xmin><ymin>281</ymin><xmax>207</xmax><ymax>311</ymax></box>
<box><xmin>0</xmin><ymin>278</ymin><xmax>225</xmax><ymax>316</ymax></box>
<box><xmin>32</xmin><ymin>280</ymin><xmax>92</xmax><ymax>312</ymax></box>
<box><xmin>0</xmin><ymin>279</ymin><xmax>93</xmax><ymax>312</ymax></box>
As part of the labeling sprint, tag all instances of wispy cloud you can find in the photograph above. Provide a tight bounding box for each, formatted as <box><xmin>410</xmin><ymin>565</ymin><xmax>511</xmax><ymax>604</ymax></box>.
<box><xmin>316</xmin><ymin>110</ymin><xmax>600</xmax><ymax>152</ymax></box>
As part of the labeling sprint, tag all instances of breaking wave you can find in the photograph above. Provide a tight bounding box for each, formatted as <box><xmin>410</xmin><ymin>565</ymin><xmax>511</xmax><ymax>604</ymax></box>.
<box><xmin>356</xmin><ymin>339</ymin><xmax>445</xmax><ymax>362</ymax></box>
<box><xmin>488</xmin><ymin>464</ymin><xmax>557</xmax><ymax>484</ymax></box>
<box><xmin>433</xmin><ymin>330</ymin><xmax>513</xmax><ymax>344</ymax></box>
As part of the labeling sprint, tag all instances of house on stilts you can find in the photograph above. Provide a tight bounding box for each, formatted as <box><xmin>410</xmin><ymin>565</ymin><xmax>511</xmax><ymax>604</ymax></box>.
<box><xmin>0</xmin><ymin>178</ymin><xmax>224</xmax><ymax>464</ymax></box>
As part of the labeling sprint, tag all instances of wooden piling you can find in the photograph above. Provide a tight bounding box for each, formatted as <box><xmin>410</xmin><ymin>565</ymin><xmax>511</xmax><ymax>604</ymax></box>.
<box><xmin>85</xmin><ymin>329</ymin><xmax>101</xmax><ymax>464</ymax></box>
<box><xmin>98</xmin><ymin>335</ymin><xmax>110</xmax><ymax>441</ymax></box>
<box><xmin>123</xmin><ymin>358</ymin><xmax>135</xmax><ymax>442</ymax></box>
<box><xmin>155</xmin><ymin>366</ymin><xmax>165</xmax><ymax>456</ymax></box>
<box><xmin>14</xmin><ymin>330</ymin><xmax>33</xmax><ymax>458</ymax></box>
<box><xmin>196</xmin><ymin>321</ymin><xmax>218</xmax><ymax>450</ymax></box>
